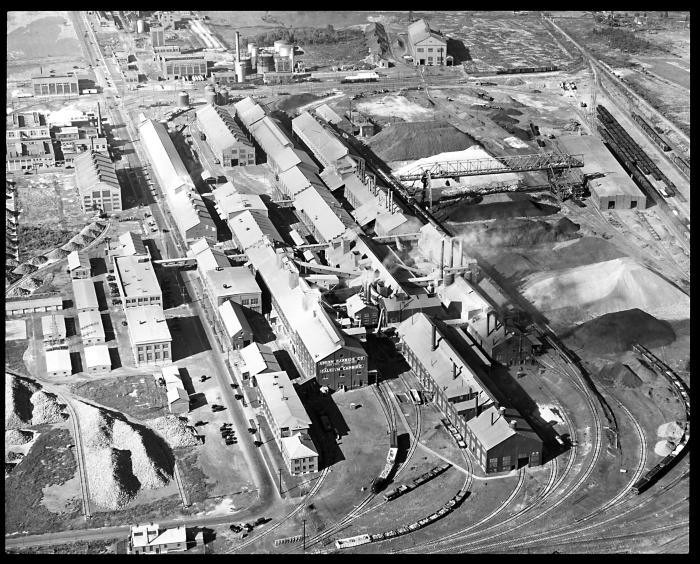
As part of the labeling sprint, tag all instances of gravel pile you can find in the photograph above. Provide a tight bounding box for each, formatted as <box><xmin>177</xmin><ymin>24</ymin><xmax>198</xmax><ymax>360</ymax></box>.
<box><xmin>12</xmin><ymin>263</ymin><xmax>38</xmax><ymax>276</ymax></box>
<box><xmin>62</xmin><ymin>242</ymin><xmax>83</xmax><ymax>252</ymax></box>
<box><xmin>657</xmin><ymin>421</ymin><xmax>685</xmax><ymax>441</ymax></box>
<box><xmin>654</xmin><ymin>439</ymin><xmax>675</xmax><ymax>457</ymax></box>
<box><xmin>369</xmin><ymin>121</ymin><xmax>476</xmax><ymax>162</ymax></box>
<box><xmin>147</xmin><ymin>416</ymin><xmax>201</xmax><ymax>448</ymax></box>
<box><xmin>5</xmin><ymin>376</ymin><xmax>39</xmax><ymax>429</ymax></box>
<box><xmin>73</xmin><ymin>401</ymin><xmax>174</xmax><ymax>510</ymax></box>
<box><xmin>28</xmin><ymin>255</ymin><xmax>48</xmax><ymax>266</ymax></box>
<box><xmin>5</xmin><ymin>429</ymin><xmax>34</xmax><ymax>446</ymax></box>
<box><xmin>30</xmin><ymin>391</ymin><xmax>66</xmax><ymax>425</ymax></box>
<box><xmin>47</xmin><ymin>248</ymin><xmax>69</xmax><ymax>260</ymax></box>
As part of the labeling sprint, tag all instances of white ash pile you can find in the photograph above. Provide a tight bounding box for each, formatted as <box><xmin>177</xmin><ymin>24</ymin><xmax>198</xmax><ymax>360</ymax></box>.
<box><xmin>30</xmin><ymin>390</ymin><xmax>66</xmax><ymax>425</ymax></box>
<box><xmin>73</xmin><ymin>401</ymin><xmax>174</xmax><ymax>510</ymax></box>
<box><xmin>5</xmin><ymin>429</ymin><xmax>34</xmax><ymax>447</ymax></box>
<box><xmin>147</xmin><ymin>416</ymin><xmax>201</xmax><ymax>449</ymax></box>
<box><xmin>657</xmin><ymin>421</ymin><xmax>685</xmax><ymax>442</ymax></box>
<box><xmin>654</xmin><ymin>440</ymin><xmax>676</xmax><ymax>457</ymax></box>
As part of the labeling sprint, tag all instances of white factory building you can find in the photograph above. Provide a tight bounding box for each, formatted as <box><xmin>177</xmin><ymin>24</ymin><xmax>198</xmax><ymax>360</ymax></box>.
<box><xmin>217</xmin><ymin>300</ymin><xmax>253</xmax><ymax>350</ymax></box>
<box><xmin>113</xmin><ymin>254</ymin><xmax>162</xmax><ymax>309</ymax></box>
<box><xmin>162</xmin><ymin>365</ymin><xmax>189</xmax><ymax>415</ymax></box>
<box><xmin>78</xmin><ymin>309</ymin><xmax>105</xmax><ymax>345</ymax></box>
<box><xmin>41</xmin><ymin>314</ymin><xmax>67</xmax><ymax>344</ymax></box>
<box><xmin>239</xmin><ymin>342</ymin><xmax>281</xmax><ymax>380</ymax></box>
<box><xmin>72</xmin><ymin>278</ymin><xmax>99</xmax><ymax>313</ymax></box>
<box><xmin>45</xmin><ymin>347</ymin><xmax>72</xmax><ymax>377</ymax></box>
<box><xmin>124</xmin><ymin>305</ymin><xmax>172</xmax><ymax>366</ymax></box>
<box><xmin>84</xmin><ymin>344</ymin><xmax>111</xmax><ymax>373</ymax></box>
<box><xmin>196</xmin><ymin>104</ymin><xmax>255</xmax><ymax>167</ymax></box>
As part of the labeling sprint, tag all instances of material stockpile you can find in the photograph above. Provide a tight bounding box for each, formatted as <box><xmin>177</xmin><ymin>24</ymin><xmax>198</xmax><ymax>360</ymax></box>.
<box><xmin>654</xmin><ymin>440</ymin><xmax>676</xmax><ymax>457</ymax></box>
<box><xmin>47</xmin><ymin>248</ymin><xmax>70</xmax><ymax>260</ymax></box>
<box><xmin>28</xmin><ymin>255</ymin><xmax>48</xmax><ymax>266</ymax></box>
<box><xmin>365</xmin><ymin>22</ymin><xmax>390</xmax><ymax>58</ymax></box>
<box><xmin>147</xmin><ymin>416</ymin><xmax>201</xmax><ymax>448</ymax></box>
<box><xmin>657</xmin><ymin>421</ymin><xmax>685</xmax><ymax>442</ymax></box>
<box><xmin>12</xmin><ymin>263</ymin><xmax>37</xmax><ymax>276</ymax></box>
<box><xmin>5</xmin><ymin>429</ymin><xmax>34</xmax><ymax>447</ymax></box>
<box><xmin>62</xmin><ymin>241</ymin><xmax>83</xmax><ymax>252</ymax></box>
<box><xmin>452</xmin><ymin>218</ymin><xmax>579</xmax><ymax>251</ymax></box>
<box><xmin>73</xmin><ymin>401</ymin><xmax>174</xmax><ymax>510</ymax></box>
<box><xmin>5</xmin><ymin>375</ymin><xmax>66</xmax><ymax>429</ymax></box>
<box><xmin>276</xmin><ymin>93</ymin><xmax>320</xmax><ymax>113</ymax></box>
<box><xmin>445</xmin><ymin>193</ymin><xmax>560</xmax><ymax>222</ymax></box>
<box><xmin>488</xmin><ymin>108</ymin><xmax>531</xmax><ymax>141</ymax></box>
<box><xmin>565</xmin><ymin>309</ymin><xmax>676</xmax><ymax>356</ymax></box>
<box><xmin>370</xmin><ymin>122</ymin><xmax>476</xmax><ymax>162</ymax></box>
<box><xmin>595</xmin><ymin>361</ymin><xmax>643</xmax><ymax>388</ymax></box>
<box><xmin>20</xmin><ymin>277</ymin><xmax>42</xmax><ymax>291</ymax></box>
<box><xmin>522</xmin><ymin>257</ymin><xmax>691</xmax><ymax>326</ymax></box>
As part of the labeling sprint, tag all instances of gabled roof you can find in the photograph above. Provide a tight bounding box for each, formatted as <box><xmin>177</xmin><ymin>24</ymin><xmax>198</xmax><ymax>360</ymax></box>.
<box><xmin>72</xmin><ymin>278</ymin><xmax>99</xmax><ymax>310</ymax></box>
<box><xmin>233</xmin><ymin>97</ymin><xmax>266</xmax><ymax>128</ymax></box>
<box><xmin>138</xmin><ymin>118</ymin><xmax>195</xmax><ymax>196</ymax></box>
<box><xmin>167</xmin><ymin>189</ymin><xmax>215</xmax><ymax>236</ymax></box>
<box><xmin>196</xmin><ymin>104</ymin><xmax>252</xmax><ymax>155</ymax></box>
<box><xmin>67</xmin><ymin>250</ymin><xmax>90</xmax><ymax>272</ymax></box>
<box><xmin>218</xmin><ymin>300</ymin><xmax>252</xmax><ymax>338</ymax></box>
<box><xmin>292</xmin><ymin>111</ymin><xmax>350</xmax><ymax>165</ymax></box>
<box><xmin>250</xmin><ymin>116</ymin><xmax>293</xmax><ymax>157</ymax></box>
<box><xmin>315</xmin><ymin>103</ymin><xmax>343</xmax><ymax>124</ymax></box>
<box><xmin>294</xmin><ymin>186</ymin><xmax>349</xmax><ymax>242</ymax></box>
<box><xmin>408</xmin><ymin>18</ymin><xmax>446</xmax><ymax>46</ymax></box>
<box><xmin>257</xmin><ymin>370</ymin><xmax>312</xmax><ymax>431</ymax></box>
<box><xmin>270</xmin><ymin>145</ymin><xmax>302</xmax><ymax>173</ymax></box>
<box><xmin>240</xmin><ymin>342</ymin><xmax>281</xmax><ymax>376</ymax></box>
<box><xmin>78</xmin><ymin>309</ymin><xmax>105</xmax><ymax>341</ymax></box>
<box><xmin>228</xmin><ymin>209</ymin><xmax>284</xmax><ymax>250</ymax></box>
<box><xmin>279</xmin><ymin>165</ymin><xmax>325</xmax><ymax>198</ymax></box>
<box><xmin>346</xmin><ymin>293</ymin><xmax>375</xmax><ymax>317</ymax></box>
<box><xmin>189</xmin><ymin>237</ymin><xmax>230</xmax><ymax>272</ymax></box>
<box><xmin>466</xmin><ymin>405</ymin><xmax>539</xmax><ymax>451</ymax></box>
<box><xmin>84</xmin><ymin>344</ymin><xmax>111</xmax><ymax>369</ymax></box>
<box><xmin>118</xmin><ymin>231</ymin><xmax>147</xmax><ymax>257</ymax></box>
<box><xmin>212</xmin><ymin>182</ymin><xmax>267</xmax><ymax>220</ymax></box>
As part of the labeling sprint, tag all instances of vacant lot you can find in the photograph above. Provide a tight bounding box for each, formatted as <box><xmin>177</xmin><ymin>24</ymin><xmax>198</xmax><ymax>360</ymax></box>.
<box><xmin>5</xmin><ymin>338</ymin><xmax>29</xmax><ymax>375</ymax></box>
<box><xmin>70</xmin><ymin>375</ymin><xmax>169</xmax><ymax>420</ymax></box>
<box><xmin>5</xmin><ymin>427</ymin><xmax>84</xmax><ymax>535</ymax></box>
<box><xmin>7</xmin><ymin>540</ymin><xmax>114</xmax><ymax>555</ymax></box>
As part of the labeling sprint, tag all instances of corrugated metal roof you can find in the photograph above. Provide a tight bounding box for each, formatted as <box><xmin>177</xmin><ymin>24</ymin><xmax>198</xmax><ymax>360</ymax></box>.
<box><xmin>41</xmin><ymin>314</ymin><xmax>66</xmax><ymax>340</ymax></box>
<box><xmin>233</xmin><ymin>97</ymin><xmax>266</xmax><ymax>128</ymax></box>
<box><xmin>67</xmin><ymin>250</ymin><xmax>90</xmax><ymax>272</ymax></box>
<box><xmin>315</xmin><ymin>103</ymin><xmax>343</xmax><ymax>124</ymax></box>
<box><xmin>270</xmin><ymin>145</ymin><xmax>301</xmax><ymax>173</ymax></box>
<box><xmin>118</xmin><ymin>231</ymin><xmax>147</xmax><ymax>257</ymax></box>
<box><xmin>292</xmin><ymin>111</ymin><xmax>349</xmax><ymax>164</ymax></box>
<box><xmin>257</xmin><ymin>370</ymin><xmax>312</xmax><ymax>432</ymax></box>
<box><xmin>78</xmin><ymin>309</ymin><xmax>105</xmax><ymax>341</ymax></box>
<box><xmin>294</xmin><ymin>186</ymin><xmax>348</xmax><ymax>242</ymax></box>
<box><xmin>228</xmin><ymin>209</ymin><xmax>283</xmax><ymax>250</ymax></box>
<box><xmin>72</xmin><ymin>278</ymin><xmax>99</xmax><ymax>310</ymax></box>
<box><xmin>196</xmin><ymin>104</ymin><xmax>252</xmax><ymax>157</ymax></box>
<box><xmin>250</xmin><ymin>116</ymin><xmax>293</xmax><ymax>157</ymax></box>
<box><xmin>138</xmin><ymin>118</ymin><xmax>195</xmax><ymax>196</ymax></box>
<box><xmin>189</xmin><ymin>237</ymin><xmax>230</xmax><ymax>272</ymax></box>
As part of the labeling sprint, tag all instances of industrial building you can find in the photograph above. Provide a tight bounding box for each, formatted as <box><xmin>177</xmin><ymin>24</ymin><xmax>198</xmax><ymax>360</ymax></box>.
<box><xmin>45</xmin><ymin>347</ymin><xmax>72</xmax><ymax>377</ymax></box>
<box><xmin>41</xmin><ymin>314</ymin><xmax>67</xmax><ymax>345</ymax></box>
<box><xmin>113</xmin><ymin>254</ymin><xmax>162</xmax><ymax>309</ymax></box>
<box><xmin>6</xmin><ymin>293</ymin><xmax>63</xmax><ymax>316</ymax></box>
<box><xmin>84</xmin><ymin>344</ymin><xmax>111</xmax><ymax>373</ymax></box>
<box><xmin>293</xmin><ymin>184</ymin><xmax>357</xmax><ymax>243</ymax></box>
<box><xmin>31</xmin><ymin>75</ymin><xmax>79</xmax><ymax>97</ymax></box>
<box><xmin>406</xmin><ymin>19</ymin><xmax>449</xmax><ymax>66</ymax></box>
<box><xmin>116</xmin><ymin>231</ymin><xmax>148</xmax><ymax>257</ymax></box>
<box><xmin>67</xmin><ymin>250</ymin><xmax>91</xmax><ymax>279</ymax></box>
<box><xmin>6</xmin><ymin>111</ymin><xmax>55</xmax><ymax>171</ymax></box>
<box><xmin>53</xmin><ymin>125</ymin><xmax>108</xmax><ymax>166</ymax></box>
<box><xmin>150</xmin><ymin>26</ymin><xmax>165</xmax><ymax>48</ymax></box>
<box><xmin>314</xmin><ymin>104</ymin><xmax>354</xmax><ymax>135</ymax></box>
<box><xmin>78</xmin><ymin>309</ymin><xmax>105</xmax><ymax>345</ymax></box>
<box><xmin>256</xmin><ymin>370</ymin><xmax>319</xmax><ymax>475</ymax></box>
<box><xmin>124</xmin><ymin>305</ymin><xmax>172</xmax><ymax>366</ymax></box>
<box><xmin>346</xmin><ymin>293</ymin><xmax>379</xmax><ymax>326</ymax></box>
<box><xmin>398</xmin><ymin>313</ymin><xmax>543</xmax><ymax>473</ymax></box>
<box><xmin>203</xmin><ymin>266</ymin><xmax>262</xmax><ymax>310</ymax></box>
<box><xmin>239</xmin><ymin>342</ymin><xmax>281</xmax><ymax>379</ymax></box>
<box><xmin>246</xmin><ymin>243</ymin><xmax>368</xmax><ymax>390</ymax></box>
<box><xmin>217</xmin><ymin>300</ymin><xmax>253</xmax><ymax>350</ymax></box>
<box><xmin>188</xmin><ymin>237</ymin><xmax>230</xmax><ymax>272</ymax></box>
<box><xmin>168</xmin><ymin>189</ymin><xmax>217</xmax><ymax>242</ymax></box>
<box><xmin>128</xmin><ymin>523</ymin><xmax>187</xmax><ymax>555</ymax></box>
<box><xmin>212</xmin><ymin>182</ymin><xmax>268</xmax><ymax>221</ymax></box>
<box><xmin>162</xmin><ymin>365</ymin><xmax>189</xmax><ymax>414</ymax></box>
<box><xmin>559</xmin><ymin>134</ymin><xmax>647</xmax><ymax>210</ymax></box>
<box><xmin>196</xmin><ymin>105</ymin><xmax>255</xmax><ymax>167</ymax></box>
<box><xmin>160</xmin><ymin>53</ymin><xmax>207</xmax><ymax>79</ymax></box>
<box><xmin>227</xmin><ymin>209</ymin><xmax>285</xmax><ymax>251</ymax></box>
<box><xmin>72</xmin><ymin>279</ymin><xmax>99</xmax><ymax>313</ymax></box>
<box><xmin>74</xmin><ymin>151</ymin><xmax>122</xmax><ymax>213</ymax></box>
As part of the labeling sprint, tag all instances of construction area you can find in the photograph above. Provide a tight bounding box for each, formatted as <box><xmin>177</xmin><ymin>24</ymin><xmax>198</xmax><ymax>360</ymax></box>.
<box><xmin>6</xmin><ymin>9</ymin><xmax>689</xmax><ymax>556</ymax></box>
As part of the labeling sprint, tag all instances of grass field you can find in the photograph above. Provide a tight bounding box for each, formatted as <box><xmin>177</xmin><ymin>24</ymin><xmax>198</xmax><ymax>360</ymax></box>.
<box><xmin>5</xmin><ymin>427</ymin><xmax>84</xmax><ymax>535</ymax></box>
<box><xmin>5</xmin><ymin>338</ymin><xmax>29</xmax><ymax>374</ymax></box>
<box><xmin>70</xmin><ymin>375</ymin><xmax>169</xmax><ymax>420</ymax></box>
<box><xmin>7</xmin><ymin>540</ymin><xmax>114</xmax><ymax>555</ymax></box>
<box><xmin>638</xmin><ymin>58</ymin><xmax>690</xmax><ymax>89</ymax></box>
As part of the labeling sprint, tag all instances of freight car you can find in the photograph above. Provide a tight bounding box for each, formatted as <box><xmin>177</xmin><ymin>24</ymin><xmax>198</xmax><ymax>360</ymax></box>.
<box><xmin>371</xmin><ymin>446</ymin><xmax>399</xmax><ymax>493</ymax></box>
<box><xmin>495</xmin><ymin>65</ymin><xmax>558</xmax><ymax>74</ymax></box>
<box><xmin>631</xmin><ymin>112</ymin><xmax>672</xmax><ymax>152</ymax></box>
<box><xmin>671</xmin><ymin>154</ymin><xmax>690</xmax><ymax>179</ymax></box>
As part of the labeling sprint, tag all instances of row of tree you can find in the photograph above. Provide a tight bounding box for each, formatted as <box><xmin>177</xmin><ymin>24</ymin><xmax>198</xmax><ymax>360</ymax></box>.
<box><xmin>246</xmin><ymin>25</ymin><xmax>365</xmax><ymax>46</ymax></box>
<box><xmin>591</xmin><ymin>27</ymin><xmax>663</xmax><ymax>54</ymax></box>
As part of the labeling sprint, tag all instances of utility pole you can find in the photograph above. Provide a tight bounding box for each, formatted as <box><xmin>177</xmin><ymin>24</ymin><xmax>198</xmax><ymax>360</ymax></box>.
<box><xmin>302</xmin><ymin>518</ymin><xmax>306</xmax><ymax>551</ymax></box>
<box><xmin>278</xmin><ymin>467</ymin><xmax>283</xmax><ymax>495</ymax></box>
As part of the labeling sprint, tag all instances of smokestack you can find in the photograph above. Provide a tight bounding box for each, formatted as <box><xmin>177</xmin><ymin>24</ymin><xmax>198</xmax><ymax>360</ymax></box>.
<box><xmin>509</xmin><ymin>419</ymin><xmax>517</xmax><ymax>429</ymax></box>
<box><xmin>431</xmin><ymin>324</ymin><xmax>437</xmax><ymax>351</ymax></box>
<box><xmin>457</xmin><ymin>239</ymin><xmax>463</xmax><ymax>268</ymax></box>
<box><xmin>439</xmin><ymin>238</ymin><xmax>445</xmax><ymax>282</ymax></box>
<box><xmin>235</xmin><ymin>31</ymin><xmax>241</xmax><ymax>63</ymax></box>
<box><xmin>449</xmin><ymin>238</ymin><xmax>455</xmax><ymax>268</ymax></box>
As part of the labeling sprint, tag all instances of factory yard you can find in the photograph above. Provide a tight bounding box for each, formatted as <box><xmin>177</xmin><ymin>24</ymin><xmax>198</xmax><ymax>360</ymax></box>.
<box><xmin>6</xmin><ymin>9</ymin><xmax>689</xmax><ymax>557</ymax></box>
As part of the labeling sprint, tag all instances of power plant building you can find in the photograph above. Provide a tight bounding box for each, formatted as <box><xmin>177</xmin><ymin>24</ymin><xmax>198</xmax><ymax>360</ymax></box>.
<box><xmin>160</xmin><ymin>53</ymin><xmax>207</xmax><ymax>79</ymax></box>
<box><xmin>74</xmin><ymin>150</ymin><xmax>122</xmax><ymax>213</ymax></box>
<box><xmin>398</xmin><ymin>313</ymin><xmax>543</xmax><ymax>473</ymax></box>
<box><xmin>196</xmin><ymin>105</ymin><xmax>255</xmax><ymax>167</ymax></box>
<box><xmin>407</xmin><ymin>19</ymin><xmax>448</xmax><ymax>66</ymax></box>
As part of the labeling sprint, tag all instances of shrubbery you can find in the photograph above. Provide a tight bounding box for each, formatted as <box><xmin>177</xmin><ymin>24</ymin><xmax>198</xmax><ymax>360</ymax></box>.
<box><xmin>248</xmin><ymin>25</ymin><xmax>365</xmax><ymax>46</ymax></box>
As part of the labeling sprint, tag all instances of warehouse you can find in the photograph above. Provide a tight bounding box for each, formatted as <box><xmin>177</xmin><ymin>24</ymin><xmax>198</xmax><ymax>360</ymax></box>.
<box><xmin>113</xmin><ymin>255</ymin><xmax>162</xmax><ymax>309</ymax></box>
<box><xmin>32</xmin><ymin>74</ymin><xmax>79</xmax><ymax>97</ymax></box>
<box><xmin>6</xmin><ymin>293</ymin><xmax>63</xmax><ymax>316</ymax></box>
<box><xmin>292</xmin><ymin>111</ymin><xmax>359</xmax><ymax>177</ymax></box>
<box><xmin>212</xmin><ymin>183</ymin><xmax>267</xmax><ymax>221</ymax></box>
<box><xmin>217</xmin><ymin>300</ymin><xmax>253</xmax><ymax>350</ymax></box>
<box><xmin>196</xmin><ymin>105</ymin><xmax>255</xmax><ymax>167</ymax></box>
<box><xmin>227</xmin><ymin>209</ymin><xmax>285</xmax><ymax>251</ymax></box>
<box><xmin>239</xmin><ymin>342</ymin><xmax>281</xmax><ymax>379</ymax></box>
<box><xmin>72</xmin><ymin>279</ymin><xmax>99</xmax><ymax>313</ymax></box>
<box><xmin>559</xmin><ymin>134</ymin><xmax>646</xmax><ymax>210</ymax></box>
<box><xmin>124</xmin><ymin>305</ymin><xmax>172</xmax><ymax>366</ymax></box>
<box><xmin>246</xmin><ymin>243</ymin><xmax>368</xmax><ymax>390</ymax></box>
<box><xmin>277</xmin><ymin>163</ymin><xmax>326</xmax><ymax>199</ymax></box>
<box><xmin>116</xmin><ymin>231</ymin><xmax>148</xmax><ymax>257</ymax></box>
<box><xmin>188</xmin><ymin>237</ymin><xmax>230</xmax><ymax>273</ymax></box>
<box><xmin>346</xmin><ymin>294</ymin><xmax>379</xmax><ymax>326</ymax></box>
<box><xmin>67</xmin><ymin>250</ymin><xmax>91</xmax><ymax>279</ymax></box>
<box><xmin>45</xmin><ymin>348</ymin><xmax>72</xmax><ymax>377</ymax></box>
<box><xmin>168</xmin><ymin>188</ymin><xmax>218</xmax><ymax>243</ymax></box>
<box><xmin>407</xmin><ymin>19</ymin><xmax>448</xmax><ymax>66</ymax></box>
<box><xmin>233</xmin><ymin>97</ymin><xmax>266</xmax><ymax>130</ymax></box>
<box><xmin>84</xmin><ymin>344</ymin><xmax>112</xmax><ymax>374</ymax></box>
<box><xmin>293</xmin><ymin>184</ymin><xmax>357</xmax><ymax>243</ymax></box>
<box><xmin>78</xmin><ymin>309</ymin><xmax>105</xmax><ymax>345</ymax></box>
<box><xmin>74</xmin><ymin>150</ymin><xmax>122</xmax><ymax>213</ymax></box>
<box><xmin>398</xmin><ymin>313</ymin><xmax>543</xmax><ymax>473</ymax></box>
<box><xmin>314</xmin><ymin>103</ymin><xmax>354</xmax><ymax>135</ymax></box>
<box><xmin>203</xmin><ymin>266</ymin><xmax>262</xmax><ymax>311</ymax></box>
<box><xmin>160</xmin><ymin>53</ymin><xmax>207</xmax><ymax>79</ymax></box>
<box><xmin>256</xmin><ymin>370</ymin><xmax>319</xmax><ymax>475</ymax></box>
<box><xmin>41</xmin><ymin>314</ymin><xmax>67</xmax><ymax>344</ymax></box>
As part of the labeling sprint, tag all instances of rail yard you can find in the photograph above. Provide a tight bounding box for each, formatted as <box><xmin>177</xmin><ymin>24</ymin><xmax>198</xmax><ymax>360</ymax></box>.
<box><xmin>6</xmin><ymin>10</ymin><xmax>689</xmax><ymax>555</ymax></box>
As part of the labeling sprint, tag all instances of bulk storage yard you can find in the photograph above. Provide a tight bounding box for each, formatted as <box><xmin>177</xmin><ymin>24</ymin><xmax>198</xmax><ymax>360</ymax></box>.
<box><xmin>6</xmin><ymin>10</ymin><xmax>689</xmax><ymax>556</ymax></box>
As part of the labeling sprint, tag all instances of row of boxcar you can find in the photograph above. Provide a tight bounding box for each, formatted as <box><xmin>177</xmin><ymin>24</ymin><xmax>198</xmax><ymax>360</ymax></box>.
<box><xmin>371</xmin><ymin>446</ymin><xmax>399</xmax><ymax>494</ymax></box>
<box><xmin>495</xmin><ymin>65</ymin><xmax>559</xmax><ymax>75</ymax></box>
<box><xmin>383</xmin><ymin>463</ymin><xmax>452</xmax><ymax>501</ymax></box>
<box><xmin>597</xmin><ymin>105</ymin><xmax>677</xmax><ymax>198</ymax></box>
<box><xmin>334</xmin><ymin>488</ymin><xmax>472</xmax><ymax>548</ymax></box>
<box><xmin>631</xmin><ymin>112</ymin><xmax>672</xmax><ymax>152</ymax></box>
<box><xmin>671</xmin><ymin>153</ymin><xmax>690</xmax><ymax>179</ymax></box>
<box><xmin>630</xmin><ymin>343</ymin><xmax>690</xmax><ymax>494</ymax></box>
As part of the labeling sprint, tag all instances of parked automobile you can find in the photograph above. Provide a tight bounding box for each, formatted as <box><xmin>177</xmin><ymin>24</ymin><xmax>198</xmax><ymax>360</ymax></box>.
<box><xmin>194</xmin><ymin>421</ymin><xmax>207</xmax><ymax>426</ymax></box>
<box><xmin>121</xmin><ymin>321</ymin><xmax>128</xmax><ymax>327</ymax></box>
<box><xmin>112</xmin><ymin>299</ymin><xmax>122</xmax><ymax>305</ymax></box>
<box><xmin>235</xmin><ymin>394</ymin><xmax>243</xmax><ymax>400</ymax></box>
<box><xmin>230</xmin><ymin>383</ymin><xmax>239</xmax><ymax>389</ymax></box>
<box><xmin>200</xmin><ymin>375</ymin><xmax>208</xmax><ymax>382</ymax></box>
<box><xmin>255</xmin><ymin>517</ymin><xmax>268</xmax><ymax>525</ymax></box>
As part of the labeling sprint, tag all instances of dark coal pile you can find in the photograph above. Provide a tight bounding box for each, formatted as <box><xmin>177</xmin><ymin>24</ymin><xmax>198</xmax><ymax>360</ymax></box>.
<box><xmin>488</xmin><ymin>109</ymin><xmax>531</xmax><ymax>141</ymax></box>
<box><xmin>446</xmin><ymin>196</ymin><xmax>560</xmax><ymax>222</ymax></box>
<box><xmin>454</xmin><ymin>218</ymin><xmax>580</xmax><ymax>247</ymax></box>
<box><xmin>564</xmin><ymin>308</ymin><xmax>676</xmax><ymax>355</ymax></box>
<box><xmin>275</xmin><ymin>93</ymin><xmax>320</xmax><ymax>112</ymax></box>
<box><xmin>596</xmin><ymin>362</ymin><xmax>643</xmax><ymax>388</ymax></box>
<box><xmin>366</xmin><ymin>22</ymin><xmax>390</xmax><ymax>58</ymax></box>
<box><xmin>368</xmin><ymin>121</ymin><xmax>476</xmax><ymax>162</ymax></box>
<box><xmin>555</xmin><ymin>217</ymin><xmax>580</xmax><ymax>235</ymax></box>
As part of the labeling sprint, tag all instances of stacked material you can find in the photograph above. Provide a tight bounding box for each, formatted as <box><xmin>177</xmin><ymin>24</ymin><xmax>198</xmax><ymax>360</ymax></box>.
<box><xmin>12</xmin><ymin>263</ymin><xmax>37</xmax><ymax>276</ymax></box>
<box><xmin>596</xmin><ymin>362</ymin><xmax>643</xmax><ymax>388</ymax></box>
<box><xmin>147</xmin><ymin>416</ymin><xmax>201</xmax><ymax>448</ymax></box>
<box><xmin>5</xmin><ymin>375</ymin><xmax>39</xmax><ymax>429</ymax></box>
<box><xmin>70</xmin><ymin>234</ymin><xmax>88</xmax><ymax>246</ymax></box>
<box><xmin>73</xmin><ymin>401</ymin><xmax>173</xmax><ymax>510</ymax></box>
<box><xmin>523</xmin><ymin>258</ymin><xmax>690</xmax><ymax>324</ymax></box>
<box><xmin>62</xmin><ymin>241</ymin><xmax>83</xmax><ymax>252</ymax></box>
<box><xmin>654</xmin><ymin>440</ymin><xmax>675</xmax><ymax>457</ymax></box>
<box><xmin>20</xmin><ymin>277</ymin><xmax>42</xmax><ymax>291</ymax></box>
<box><xmin>371</xmin><ymin>122</ymin><xmax>476</xmax><ymax>162</ymax></box>
<box><xmin>566</xmin><ymin>309</ymin><xmax>676</xmax><ymax>356</ymax></box>
<box><xmin>47</xmin><ymin>248</ymin><xmax>70</xmax><ymax>260</ymax></box>
<box><xmin>5</xmin><ymin>429</ymin><xmax>34</xmax><ymax>446</ymax></box>
<box><xmin>28</xmin><ymin>255</ymin><xmax>48</xmax><ymax>266</ymax></box>
<box><xmin>657</xmin><ymin>421</ymin><xmax>685</xmax><ymax>442</ymax></box>
<box><xmin>30</xmin><ymin>390</ymin><xmax>66</xmax><ymax>425</ymax></box>
<box><xmin>80</xmin><ymin>233</ymin><xmax>96</xmax><ymax>243</ymax></box>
